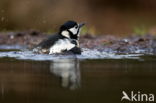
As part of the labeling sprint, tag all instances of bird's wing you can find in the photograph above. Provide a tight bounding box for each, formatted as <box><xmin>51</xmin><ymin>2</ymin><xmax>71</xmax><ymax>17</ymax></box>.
<box><xmin>37</xmin><ymin>34</ymin><xmax>59</xmax><ymax>49</ymax></box>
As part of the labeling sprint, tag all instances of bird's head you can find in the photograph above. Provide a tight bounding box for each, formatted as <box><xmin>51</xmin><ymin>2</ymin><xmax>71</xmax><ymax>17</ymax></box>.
<box><xmin>59</xmin><ymin>20</ymin><xmax>85</xmax><ymax>40</ymax></box>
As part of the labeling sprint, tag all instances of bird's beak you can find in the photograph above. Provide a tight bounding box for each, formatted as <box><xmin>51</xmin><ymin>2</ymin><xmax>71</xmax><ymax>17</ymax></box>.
<box><xmin>79</xmin><ymin>23</ymin><xmax>85</xmax><ymax>28</ymax></box>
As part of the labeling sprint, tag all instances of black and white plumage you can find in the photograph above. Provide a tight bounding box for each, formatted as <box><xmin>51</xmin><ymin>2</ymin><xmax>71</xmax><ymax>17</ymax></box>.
<box><xmin>33</xmin><ymin>21</ymin><xmax>85</xmax><ymax>54</ymax></box>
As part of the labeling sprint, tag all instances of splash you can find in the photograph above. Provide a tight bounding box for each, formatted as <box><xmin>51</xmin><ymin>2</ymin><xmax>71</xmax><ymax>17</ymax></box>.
<box><xmin>0</xmin><ymin>45</ymin><xmax>143</xmax><ymax>61</ymax></box>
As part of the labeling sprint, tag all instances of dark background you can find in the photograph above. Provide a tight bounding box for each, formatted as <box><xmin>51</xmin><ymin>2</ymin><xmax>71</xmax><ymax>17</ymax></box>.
<box><xmin>0</xmin><ymin>0</ymin><xmax>156</xmax><ymax>35</ymax></box>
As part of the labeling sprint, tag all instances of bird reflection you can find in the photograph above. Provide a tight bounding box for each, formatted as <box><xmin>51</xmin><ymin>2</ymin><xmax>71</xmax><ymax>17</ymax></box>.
<box><xmin>50</xmin><ymin>58</ymin><xmax>80</xmax><ymax>90</ymax></box>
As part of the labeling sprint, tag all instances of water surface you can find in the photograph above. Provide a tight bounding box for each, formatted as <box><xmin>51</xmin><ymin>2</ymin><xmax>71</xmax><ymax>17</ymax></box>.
<box><xmin>0</xmin><ymin>46</ymin><xmax>156</xmax><ymax>103</ymax></box>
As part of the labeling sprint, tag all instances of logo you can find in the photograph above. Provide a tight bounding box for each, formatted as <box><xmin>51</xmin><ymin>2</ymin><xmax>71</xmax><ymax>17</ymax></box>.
<box><xmin>121</xmin><ymin>91</ymin><xmax>155</xmax><ymax>102</ymax></box>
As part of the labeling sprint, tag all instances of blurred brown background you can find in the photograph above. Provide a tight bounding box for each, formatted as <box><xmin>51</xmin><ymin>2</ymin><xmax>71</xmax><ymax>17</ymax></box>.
<box><xmin>0</xmin><ymin>0</ymin><xmax>156</xmax><ymax>35</ymax></box>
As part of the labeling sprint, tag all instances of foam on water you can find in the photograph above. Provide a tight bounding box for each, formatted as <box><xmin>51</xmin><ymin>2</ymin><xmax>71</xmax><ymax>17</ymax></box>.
<box><xmin>0</xmin><ymin>45</ymin><xmax>143</xmax><ymax>61</ymax></box>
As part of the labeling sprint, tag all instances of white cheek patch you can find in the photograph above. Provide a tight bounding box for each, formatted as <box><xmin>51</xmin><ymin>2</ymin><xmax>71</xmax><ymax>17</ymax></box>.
<box><xmin>61</xmin><ymin>30</ymin><xmax>70</xmax><ymax>38</ymax></box>
<box><xmin>69</xmin><ymin>27</ymin><xmax>78</xmax><ymax>35</ymax></box>
<box><xmin>49</xmin><ymin>39</ymin><xmax>76</xmax><ymax>54</ymax></box>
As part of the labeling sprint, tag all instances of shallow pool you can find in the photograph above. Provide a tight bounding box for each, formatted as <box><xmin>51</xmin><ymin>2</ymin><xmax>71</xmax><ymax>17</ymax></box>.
<box><xmin>0</xmin><ymin>45</ymin><xmax>156</xmax><ymax>103</ymax></box>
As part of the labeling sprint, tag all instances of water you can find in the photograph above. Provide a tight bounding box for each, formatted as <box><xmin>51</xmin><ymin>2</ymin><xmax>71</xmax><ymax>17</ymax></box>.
<box><xmin>0</xmin><ymin>45</ymin><xmax>156</xmax><ymax>103</ymax></box>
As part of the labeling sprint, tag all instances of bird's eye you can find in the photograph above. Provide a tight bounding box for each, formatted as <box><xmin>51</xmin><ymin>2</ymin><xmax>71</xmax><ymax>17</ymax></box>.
<box><xmin>75</xmin><ymin>26</ymin><xmax>78</xmax><ymax>29</ymax></box>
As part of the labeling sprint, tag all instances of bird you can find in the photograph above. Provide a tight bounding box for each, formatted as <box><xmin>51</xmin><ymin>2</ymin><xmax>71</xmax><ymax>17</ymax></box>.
<box><xmin>33</xmin><ymin>20</ymin><xmax>85</xmax><ymax>54</ymax></box>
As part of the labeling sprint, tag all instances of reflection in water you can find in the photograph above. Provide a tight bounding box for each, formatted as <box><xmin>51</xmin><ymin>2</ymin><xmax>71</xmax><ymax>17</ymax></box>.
<box><xmin>0</xmin><ymin>55</ymin><xmax>156</xmax><ymax>103</ymax></box>
<box><xmin>50</xmin><ymin>59</ymin><xmax>80</xmax><ymax>90</ymax></box>
<box><xmin>1</xmin><ymin>84</ymin><xmax>4</xmax><ymax>98</ymax></box>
